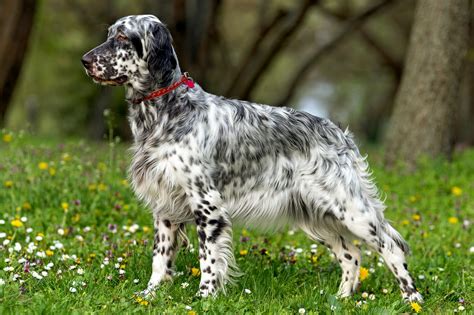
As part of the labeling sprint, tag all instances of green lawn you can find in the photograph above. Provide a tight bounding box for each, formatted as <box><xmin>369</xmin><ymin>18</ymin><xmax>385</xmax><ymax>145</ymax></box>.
<box><xmin>0</xmin><ymin>131</ymin><xmax>472</xmax><ymax>314</ymax></box>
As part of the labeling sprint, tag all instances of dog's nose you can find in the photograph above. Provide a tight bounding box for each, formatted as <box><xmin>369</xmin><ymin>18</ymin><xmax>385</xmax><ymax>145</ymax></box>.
<box><xmin>81</xmin><ymin>54</ymin><xmax>93</xmax><ymax>70</ymax></box>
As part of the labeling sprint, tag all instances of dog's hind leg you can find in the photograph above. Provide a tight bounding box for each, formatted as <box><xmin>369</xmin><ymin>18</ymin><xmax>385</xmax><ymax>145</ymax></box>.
<box><xmin>341</xmin><ymin>201</ymin><xmax>424</xmax><ymax>303</ymax></box>
<box><xmin>325</xmin><ymin>236</ymin><xmax>361</xmax><ymax>297</ymax></box>
<box><xmin>300</xmin><ymin>224</ymin><xmax>361</xmax><ymax>298</ymax></box>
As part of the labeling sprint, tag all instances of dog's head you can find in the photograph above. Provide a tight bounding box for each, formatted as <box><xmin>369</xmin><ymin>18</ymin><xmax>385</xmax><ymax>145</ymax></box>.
<box><xmin>81</xmin><ymin>15</ymin><xmax>178</xmax><ymax>89</ymax></box>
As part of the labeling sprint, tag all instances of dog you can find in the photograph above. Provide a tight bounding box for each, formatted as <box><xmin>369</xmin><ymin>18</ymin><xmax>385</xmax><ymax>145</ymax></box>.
<box><xmin>82</xmin><ymin>14</ymin><xmax>423</xmax><ymax>303</ymax></box>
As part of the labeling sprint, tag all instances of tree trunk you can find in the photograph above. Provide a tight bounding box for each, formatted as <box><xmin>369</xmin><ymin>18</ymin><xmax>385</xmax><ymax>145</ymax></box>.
<box><xmin>0</xmin><ymin>0</ymin><xmax>37</xmax><ymax>126</ymax></box>
<box><xmin>384</xmin><ymin>0</ymin><xmax>470</xmax><ymax>167</ymax></box>
<box><xmin>457</xmin><ymin>7</ymin><xmax>474</xmax><ymax>145</ymax></box>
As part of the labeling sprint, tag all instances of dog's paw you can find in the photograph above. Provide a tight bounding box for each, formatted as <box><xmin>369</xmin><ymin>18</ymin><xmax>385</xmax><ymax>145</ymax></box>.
<box><xmin>404</xmin><ymin>291</ymin><xmax>424</xmax><ymax>304</ymax></box>
<box><xmin>136</xmin><ymin>284</ymin><xmax>158</xmax><ymax>298</ymax></box>
<box><xmin>197</xmin><ymin>284</ymin><xmax>217</xmax><ymax>298</ymax></box>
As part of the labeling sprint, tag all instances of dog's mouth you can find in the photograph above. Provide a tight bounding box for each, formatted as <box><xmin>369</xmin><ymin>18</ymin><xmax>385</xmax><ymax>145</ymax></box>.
<box><xmin>87</xmin><ymin>72</ymin><xmax>128</xmax><ymax>86</ymax></box>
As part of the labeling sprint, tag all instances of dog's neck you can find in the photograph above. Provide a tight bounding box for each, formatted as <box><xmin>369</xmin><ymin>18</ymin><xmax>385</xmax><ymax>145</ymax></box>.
<box><xmin>125</xmin><ymin>68</ymin><xmax>191</xmax><ymax>141</ymax></box>
<box><xmin>125</xmin><ymin>67</ymin><xmax>183</xmax><ymax>102</ymax></box>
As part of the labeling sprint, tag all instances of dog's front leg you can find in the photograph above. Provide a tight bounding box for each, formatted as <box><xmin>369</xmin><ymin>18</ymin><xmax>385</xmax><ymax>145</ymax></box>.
<box><xmin>142</xmin><ymin>216</ymin><xmax>179</xmax><ymax>296</ymax></box>
<box><xmin>189</xmin><ymin>189</ymin><xmax>235</xmax><ymax>297</ymax></box>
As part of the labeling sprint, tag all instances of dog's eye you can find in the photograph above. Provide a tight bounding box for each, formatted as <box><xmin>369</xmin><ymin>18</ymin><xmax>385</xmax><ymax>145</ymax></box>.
<box><xmin>116</xmin><ymin>33</ymin><xmax>128</xmax><ymax>42</ymax></box>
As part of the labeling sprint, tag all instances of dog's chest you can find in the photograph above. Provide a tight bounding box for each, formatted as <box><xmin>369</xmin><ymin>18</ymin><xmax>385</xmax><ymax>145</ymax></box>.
<box><xmin>129</xmin><ymin>143</ymin><xmax>192</xmax><ymax>221</ymax></box>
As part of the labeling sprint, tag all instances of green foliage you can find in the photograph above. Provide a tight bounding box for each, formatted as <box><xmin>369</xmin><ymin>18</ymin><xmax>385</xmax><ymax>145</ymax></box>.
<box><xmin>0</xmin><ymin>132</ymin><xmax>472</xmax><ymax>314</ymax></box>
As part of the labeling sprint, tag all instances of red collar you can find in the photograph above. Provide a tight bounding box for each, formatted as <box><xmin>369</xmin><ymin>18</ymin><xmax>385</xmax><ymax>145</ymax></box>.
<box><xmin>133</xmin><ymin>72</ymin><xmax>195</xmax><ymax>104</ymax></box>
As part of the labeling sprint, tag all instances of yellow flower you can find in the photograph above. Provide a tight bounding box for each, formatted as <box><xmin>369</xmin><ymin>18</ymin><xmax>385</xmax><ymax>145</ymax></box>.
<box><xmin>11</xmin><ymin>219</ymin><xmax>23</xmax><ymax>228</ymax></box>
<box><xmin>61</xmin><ymin>202</ymin><xmax>69</xmax><ymax>211</ymax></box>
<box><xmin>72</xmin><ymin>214</ymin><xmax>80</xmax><ymax>223</ymax></box>
<box><xmin>143</xmin><ymin>226</ymin><xmax>150</xmax><ymax>233</ymax></box>
<box><xmin>448</xmin><ymin>217</ymin><xmax>458</xmax><ymax>224</ymax></box>
<box><xmin>97</xmin><ymin>162</ymin><xmax>107</xmax><ymax>172</ymax></box>
<box><xmin>241</xmin><ymin>229</ymin><xmax>249</xmax><ymax>237</ymax></box>
<box><xmin>4</xmin><ymin>180</ymin><xmax>13</xmax><ymax>188</ymax></box>
<box><xmin>409</xmin><ymin>195</ymin><xmax>418</xmax><ymax>203</ymax></box>
<box><xmin>191</xmin><ymin>267</ymin><xmax>200</xmax><ymax>277</ymax></box>
<box><xmin>401</xmin><ymin>219</ymin><xmax>410</xmax><ymax>225</ymax></box>
<box><xmin>451</xmin><ymin>186</ymin><xmax>462</xmax><ymax>197</ymax></box>
<box><xmin>239</xmin><ymin>249</ymin><xmax>248</xmax><ymax>256</ymax></box>
<box><xmin>49</xmin><ymin>167</ymin><xmax>56</xmax><ymax>176</ymax></box>
<box><xmin>353</xmin><ymin>240</ymin><xmax>361</xmax><ymax>246</ymax></box>
<box><xmin>134</xmin><ymin>295</ymin><xmax>143</xmax><ymax>303</ymax></box>
<box><xmin>311</xmin><ymin>255</ymin><xmax>318</xmax><ymax>264</ymax></box>
<box><xmin>2</xmin><ymin>133</ymin><xmax>12</xmax><ymax>143</ymax></box>
<box><xmin>121</xmin><ymin>179</ymin><xmax>128</xmax><ymax>186</ymax></box>
<box><xmin>411</xmin><ymin>302</ymin><xmax>422</xmax><ymax>313</ymax></box>
<box><xmin>62</xmin><ymin>153</ymin><xmax>71</xmax><ymax>162</ymax></box>
<box><xmin>139</xmin><ymin>300</ymin><xmax>149</xmax><ymax>306</ymax></box>
<box><xmin>46</xmin><ymin>250</ymin><xmax>54</xmax><ymax>256</ymax></box>
<box><xmin>187</xmin><ymin>311</ymin><xmax>197</xmax><ymax>315</ymax></box>
<box><xmin>359</xmin><ymin>267</ymin><xmax>369</xmax><ymax>281</ymax></box>
<box><xmin>38</xmin><ymin>162</ymin><xmax>49</xmax><ymax>170</ymax></box>
<box><xmin>412</xmin><ymin>214</ymin><xmax>421</xmax><ymax>221</ymax></box>
<box><xmin>22</xmin><ymin>202</ymin><xmax>32</xmax><ymax>210</ymax></box>
<box><xmin>97</xmin><ymin>183</ymin><xmax>108</xmax><ymax>191</ymax></box>
<box><xmin>88</xmin><ymin>183</ymin><xmax>97</xmax><ymax>191</ymax></box>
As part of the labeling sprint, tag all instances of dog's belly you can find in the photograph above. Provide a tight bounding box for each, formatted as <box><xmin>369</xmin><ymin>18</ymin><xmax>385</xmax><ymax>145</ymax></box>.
<box><xmin>223</xmin><ymin>189</ymin><xmax>296</xmax><ymax>230</ymax></box>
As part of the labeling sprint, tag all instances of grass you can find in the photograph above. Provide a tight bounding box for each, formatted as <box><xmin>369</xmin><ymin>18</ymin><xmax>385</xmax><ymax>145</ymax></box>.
<box><xmin>0</xmin><ymin>130</ymin><xmax>472</xmax><ymax>314</ymax></box>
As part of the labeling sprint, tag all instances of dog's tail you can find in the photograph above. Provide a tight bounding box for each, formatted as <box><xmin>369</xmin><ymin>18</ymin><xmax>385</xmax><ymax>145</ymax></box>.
<box><xmin>382</xmin><ymin>221</ymin><xmax>410</xmax><ymax>254</ymax></box>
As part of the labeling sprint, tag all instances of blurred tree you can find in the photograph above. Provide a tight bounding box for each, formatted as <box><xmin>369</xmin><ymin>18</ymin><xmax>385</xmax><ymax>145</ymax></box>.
<box><xmin>315</xmin><ymin>1</ymin><xmax>405</xmax><ymax>141</ymax></box>
<box><xmin>225</xmin><ymin>0</ymin><xmax>318</xmax><ymax>99</ymax></box>
<box><xmin>385</xmin><ymin>0</ymin><xmax>470</xmax><ymax>167</ymax></box>
<box><xmin>3</xmin><ymin>0</ymin><xmax>428</xmax><ymax>145</ymax></box>
<box><xmin>0</xmin><ymin>0</ymin><xmax>36</xmax><ymax>126</ymax></box>
<box><xmin>276</xmin><ymin>0</ymin><xmax>395</xmax><ymax>107</ymax></box>
<box><xmin>457</xmin><ymin>8</ymin><xmax>474</xmax><ymax>146</ymax></box>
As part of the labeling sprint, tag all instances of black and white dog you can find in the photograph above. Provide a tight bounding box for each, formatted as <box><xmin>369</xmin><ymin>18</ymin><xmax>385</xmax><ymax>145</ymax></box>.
<box><xmin>82</xmin><ymin>15</ymin><xmax>423</xmax><ymax>303</ymax></box>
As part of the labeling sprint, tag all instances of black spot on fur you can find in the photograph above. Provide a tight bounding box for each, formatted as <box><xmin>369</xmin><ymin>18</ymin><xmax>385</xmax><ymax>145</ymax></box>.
<box><xmin>207</xmin><ymin>216</ymin><xmax>226</xmax><ymax>243</ymax></box>
<box><xmin>129</xmin><ymin>33</ymin><xmax>143</xmax><ymax>58</ymax></box>
<box><xmin>198</xmin><ymin>229</ymin><xmax>206</xmax><ymax>242</ymax></box>
<box><xmin>400</xmin><ymin>277</ymin><xmax>408</xmax><ymax>286</ymax></box>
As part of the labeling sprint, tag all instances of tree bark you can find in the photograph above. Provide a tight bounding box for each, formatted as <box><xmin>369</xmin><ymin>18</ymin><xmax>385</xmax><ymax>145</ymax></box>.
<box><xmin>384</xmin><ymin>0</ymin><xmax>470</xmax><ymax>167</ymax></box>
<box><xmin>0</xmin><ymin>0</ymin><xmax>37</xmax><ymax>126</ymax></box>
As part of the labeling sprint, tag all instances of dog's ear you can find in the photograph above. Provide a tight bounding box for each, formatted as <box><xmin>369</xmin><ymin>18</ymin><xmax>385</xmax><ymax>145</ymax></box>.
<box><xmin>147</xmin><ymin>23</ymin><xmax>177</xmax><ymax>85</ymax></box>
<box><xmin>130</xmin><ymin>33</ymin><xmax>143</xmax><ymax>59</ymax></box>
